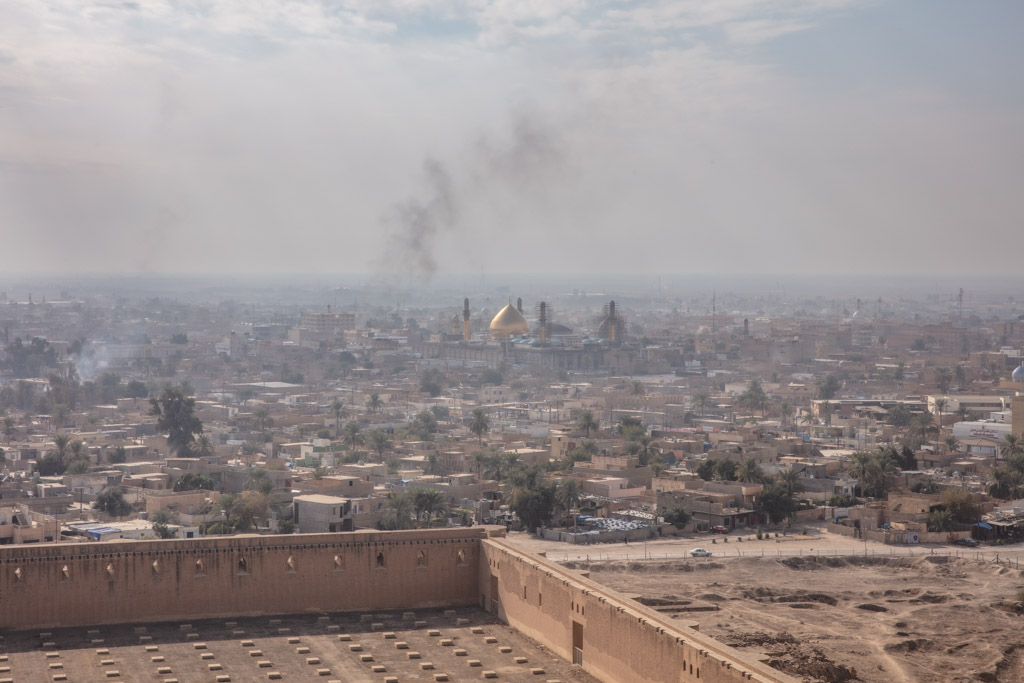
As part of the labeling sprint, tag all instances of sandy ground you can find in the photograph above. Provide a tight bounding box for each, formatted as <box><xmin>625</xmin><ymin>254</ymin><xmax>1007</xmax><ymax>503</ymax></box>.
<box><xmin>505</xmin><ymin>529</ymin><xmax>1024</xmax><ymax>682</ymax></box>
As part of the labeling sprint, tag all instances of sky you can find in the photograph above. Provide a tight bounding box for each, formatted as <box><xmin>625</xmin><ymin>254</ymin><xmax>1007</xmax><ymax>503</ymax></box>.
<box><xmin>1</xmin><ymin>1</ymin><xmax>1022</xmax><ymax>281</ymax></box>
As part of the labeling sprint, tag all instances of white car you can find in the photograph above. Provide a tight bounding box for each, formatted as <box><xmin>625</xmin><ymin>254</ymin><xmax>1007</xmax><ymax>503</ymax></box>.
<box><xmin>690</xmin><ymin>548</ymin><xmax>712</xmax><ymax>558</ymax></box>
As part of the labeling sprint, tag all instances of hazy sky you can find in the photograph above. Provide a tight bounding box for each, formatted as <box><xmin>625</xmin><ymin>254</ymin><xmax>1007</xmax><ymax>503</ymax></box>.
<box><xmin>1</xmin><ymin>1</ymin><xmax>1022</xmax><ymax>280</ymax></box>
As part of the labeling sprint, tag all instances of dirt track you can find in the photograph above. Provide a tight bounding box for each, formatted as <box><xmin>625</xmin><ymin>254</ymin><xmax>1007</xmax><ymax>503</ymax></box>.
<box><xmin>574</xmin><ymin>555</ymin><xmax>1024</xmax><ymax>683</ymax></box>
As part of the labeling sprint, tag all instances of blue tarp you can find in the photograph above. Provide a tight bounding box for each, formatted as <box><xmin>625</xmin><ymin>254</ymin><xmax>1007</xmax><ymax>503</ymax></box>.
<box><xmin>973</xmin><ymin>522</ymin><xmax>993</xmax><ymax>530</ymax></box>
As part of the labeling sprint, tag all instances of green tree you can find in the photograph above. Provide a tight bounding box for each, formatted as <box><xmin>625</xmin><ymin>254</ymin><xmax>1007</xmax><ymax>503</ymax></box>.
<box><xmin>149</xmin><ymin>385</ymin><xmax>203</xmax><ymax>456</ymax></box>
<box><xmin>988</xmin><ymin>467</ymin><xmax>1024</xmax><ymax>500</ymax></box>
<box><xmin>736</xmin><ymin>457</ymin><xmax>765</xmax><ymax>484</ymax></box>
<box><xmin>2</xmin><ymin>415</ymin><xmax>15</xmax><ymax>443</ymax></box>
<box><xmin>123</xmin><ymin>380</ymin><xmax>149</xmax><ymax>399</ymax></box>
<box><xmin>411</xmin><ymin>411</ymin><xmax>438</xmax><ymax>440</ymax></box>
<box><xmin>245</xmin><ymin>468</ymin><xmax>274</xmax><ymax>496</ymax></box>
<box><xmin>366</xmin><ymin>393</ymin><xmax>384</xmax><ymax>414</ymax></box>
<box><xmin>696</xmin><ymin>459</ymin><xmax>716</xmax><ymax>481</ymax></box>
<box><xmin>631</xmin><ymin>381</ymin><xmax>646</xmax><ymax>396</ymax></box>
<box><xmin>150</xmin><ymin>509</ymin><xmax>178</xmax><ymax>539</ymax></box>
<box><xmin>342</xmin><ymin>421</ymin><xmax>363</xmax><ymax>449</ymax></box>
<box><xmin>411</xmin><ymin>488</ymin><xmax>449</xmax><ymax>526</ymax></box>
<box><xmin>419</xmin><ymin>369</ymin><xmax>446</xmax><ymax>397</ymax></box>
<box><xmin>691</xmin><ymin>391</ymin><xmax>711</xmax><ymax>419</ymax></box>
<box><xmin>935</xmin><ymin>367</ymin><xmax>953</xmax><ymax>394</ymax></box>
<box><xmin>107</xmin><ymin>445</ymin><xmax>128</xmax><ymax>464</ymax></box>
<box><xmin>95</xmin><ymin>486</ymin><xmax>133</xmax><ymax>516</ymax></box>
<box><xmin>195</xmin><ymin>434</ymin><xmax>214</xmax><ymax>458</ymax></box>
<box><xmin>739</xmin><ymin>378</ymin><xmax>768</xmax><ymax>416</ymax></box>
<box><xmin>554</xmin><ymin>479</ymin><xmax>582</xmax><ymax>520</ymax></box>
<box><xmin>253</xmin><ymin>406</ymin><xmax>274</xmax><ymax>439</ymax></box>
<box><xmin>714</xmin><ymin>458</ymin><xmax>737</xmax><ymax>481</ymax></box>
<box><xmin>366</xmin><ymin>429</ymin><xmax>390</xmax><ymax>460</ymax></box>
<box><xmin>757</xmin><ymin>478</ymin><xmax>799</xmax><ymax>524</ymax></box>
<box><xmin>510</xmin><ymin>484</ymin><xmax>556</xmax><ymax>532</ymax></box>
<box><xmin>887</xmin><ymin>402</ymin><xmax>912</xmax><ymax>427</ymax></box>
<box><xmin>469</xmin><ymin>408</ymin><xmax>490</xmax><ymax>445</ymax></box>
<box><xmin>817</xmin><ymin>374</ymin><xmax>841</xmax><ymax>400</ymax></box>
<box><xmin>174</xmin><ymin>472</ymin><xmax>217</xmax><ymax>492</ymax></box>
<box><xmin>331</xmin><ymin>399</ymin><xmax>348</xmax><ymax>438</ymax></box>
<box><xmin>480</xmin><ymin>368</ymin><xmax>504</xmax><ymax>386</ymax></box>
<box><xmin>661</xmin><ymin>505</ymin><xmax>691</xmax><ymax>527</ymax></box>
<box><xmin>576</xmin><ymin>410</ymin><xmax>599</xmax><ymax>438</ymax></box>
<box><xmin>379</xmin><ymin>492</ymin><xmax>416</xmax><ymax>530</ymax></box>
<box><xmin>944</xmin><ymin>435</ymin><xmax>960</xmax><ymax>455</ymax></box>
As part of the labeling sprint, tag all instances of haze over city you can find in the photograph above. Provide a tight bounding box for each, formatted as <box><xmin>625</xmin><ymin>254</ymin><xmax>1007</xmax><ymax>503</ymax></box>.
<box><xmin>2</xmin><ymin>1</ymin><xmax>1022</xmax><ymax>278</ymax></box>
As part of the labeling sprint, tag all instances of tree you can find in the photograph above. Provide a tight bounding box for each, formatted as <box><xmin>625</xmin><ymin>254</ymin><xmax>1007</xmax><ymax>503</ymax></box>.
<box><xmin>510</xmin><ymin>483</ymin><xmax>556</xmax><ymax>532</ymax></box>
<box><xmin>661</xmin><ymin>506</ymin><xmax>691</xmax><ymax>528</ymax></box>
<box><xmin>739</xmin><ymin>379</ymin><xmax>768</xmax><ymax>416</ymax></box>
<box><xmin>776</xmin><ymin>469</ymin><xmax>805</xmax><ymax>498</ymax></box>
<box><xmin>342</xmin><ymin>421</ymin><xmax>363</xmax><ymax>449</ymax></box>
<box><xmin>366</xmin><ymin>429</ymin><xmax>390</xmax><ymax>460</ymax></box>
<box><xmin>576</xmin><ymin>410</ymin><xmax>599</xmax><ymax>438</ymax></box>
<box><xmin>1000</xmin><ymin>434</ymin><xmax>1023</xmax><ymax>462</ymax></box>
<box><xmin>411</xmin><ymin>488</ymin><xmax>449</xmax><ymax>526</ymax></box>
<box><xmin>149</xmin><ymin>385</ymin><xmax>203</xmax><ymax>456</ymax></box>
<box><xmin>331</xmin><ymin>400</ymin><xmax>347</xmax><ymax>438</ymax></box>
<box><xmin>245</xmin><ymin>469</ymin><xmax>274</xmax><ymax>496</ymax></box>
<box><xmin>252</xmin><ymin>406</ymin><xmax>274</xmax><ymax>439</ymax></box>
<box><xmin>941</xmin><ymin>488</ymin><xmax>979</xmax><ymax>525</ymax></box>
<box><xmin>411</xmin><ymin>411</ymin><xmax>438</xmax><ymax>440</ymax></box>
<box><xmin>107</xmin><ymin>445</ymin><xmax>128</xmax><ymax>464</ymax></box>
<box><xmin>887</xmin><ymin>402</ymin><xmax>912</xmax><ymax>427</ymax></box>
<box><xmin>65</xmin><ymin>441</ymin><xmax>91</xmax><ymax>474</ymax></box>
<box><xmin>818</xmin><ymin>374</ymin><xmax>841</xmax><ymax>400</ymax></box>
<box><xmin>123</xmin><ymin>380</ymin><xmax>149</xmax><ymax>399</ymax></box>
<box><xmin>554</xmin><ymin>479</ymin><xmax>581</xmax><ymax>520</ymax></box>
<box><xmin>894</xmin><ymin>362</ymin><xmax>905</xmax><ymax>387</ymax></box>
<box><xmin>195</xmin><ymin>434</ymin><xmax>214</xmax><ymax>458</ymax></box>
<box><xmin>2</xmin><ymin>415</ymin><xmax>15</xmax><ymax>443</ymax></box>
<box><xmin>379</xmin><ymin>492</ymin><xmax>416</xmax><ymax>530</ymax></box>
<box><xmin>631</xmin><ymin>381</ymin><xmax>646</xmax><ymax>396</ymax></box>
<box><xmin>366</xmin><ymin>393</ymin><xmax>384</xmax><ymax>414</ymax></box>
<box><xmin>150</xmin><ymin>509</ymin><xmax>178</xmax><ymax>539</ymax></box>
<box><xmin>988</xmin><ymin>467</ymin><xmax>1024</xmax><ymax>500</ymax></box>
<box><xmin>95</xmin><ymin>486</ymin><xmax>133</xmax><ymax>516</ymax></box>
<box><xmin>935</xmin><ymin>367</ymin><xmax>953</xmax><ymax>394</ymax></box>
<box><xmin>714</xmin><ymin>458</ymin><xmax>737</xmax><ymax>481</ymax></box>
<box><xmin>696</xmin><ymin>459</ymin><xmax>716</xmax><ymax>481</ymax></box>
<box><xmin>932</xmin><ymin>398</ymin><xmax>947</xmax><ymax>437</ymax></box>
<box><xmin>174</xmin><ymin>472</ymin><xmax>216</xmax><ymax>492</ymax></box>
<box><xmin>692</xmin><ymin>391</ymin><xmax>711</xmax><ymax>418</ymax></box>
<box><xmin>218</xmin><ymin>491</ymin><xmax>267</xmax><ymax>532</ymax></box>
<box><xmin>469</xmin><ymin>408</ymin><xmax>490</xmax><ymax>445</ymax></box>
<box><xmin>736</xmin><ymin>457</ymin><xmax>765</xmax><ymax>484</ymax></box>
<box><xmin>944</xmin><ymin>435</ymin><xmax>960</xmax><ymax>455</ymax></box>
<box><xmin>758</xmin><ymin>479</ymin><xmax>799</xmax><ymax>524</ymax></box>
<box><xmin>927</xmin><ymin>509</ymin><xmax>954</xmax><ymax>532</ymax></box>
<box><xmin>419</xmin><ymin>369</ymin><xmax>446</xmax><ymax>397</ymax></box>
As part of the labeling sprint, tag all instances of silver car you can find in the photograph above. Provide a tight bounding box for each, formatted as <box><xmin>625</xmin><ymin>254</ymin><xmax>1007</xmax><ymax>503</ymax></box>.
<box><xmin>690</xmin><ymin>548</ymin><xmax>712</xmax><ymax>557</ymax></box>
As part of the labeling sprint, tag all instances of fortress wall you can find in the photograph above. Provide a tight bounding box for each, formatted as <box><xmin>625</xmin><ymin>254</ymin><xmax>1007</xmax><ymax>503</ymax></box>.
<box><xmin>480</xmin><ymin>539</ymin><xmax>797</xmax><ymax>683</ymax></box>
<box><xmin>0</xmin><ymin>528</ymin><xmax>483</xmax><ymax>630</ymax></box>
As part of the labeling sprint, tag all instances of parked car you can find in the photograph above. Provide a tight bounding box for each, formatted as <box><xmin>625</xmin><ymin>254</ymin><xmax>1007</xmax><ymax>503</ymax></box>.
<box><xmin>690</xmin><ymin>548</ymin><xmax>713</xmax><ymax>558</ymax></box>
<box><xmin>710</xmin><ymin>526</ymin><xmax>729</xmax><ymax>534</ymax></box>
<box><xmin>953</xmin><ymin>538</ymin><xmax>980</xmax><ymax>547</ymax></box>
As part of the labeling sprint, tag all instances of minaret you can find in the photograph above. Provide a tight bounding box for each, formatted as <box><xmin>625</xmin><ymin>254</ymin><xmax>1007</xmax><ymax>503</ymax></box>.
<box><xmin>463</xmin><ymin>298</ymin><xmax>471</xmax><ymax>341</ymax></box>
<box><xmin>539</xmin><ymin>302</ymin><xmax>548</xmax><ymax>343</ymax></box>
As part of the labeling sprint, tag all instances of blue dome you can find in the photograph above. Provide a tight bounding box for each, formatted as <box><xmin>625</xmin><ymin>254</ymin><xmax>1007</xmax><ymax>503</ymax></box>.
<box><xmin>1013</xmin><ymin>365</ymin><xmax>1024</xmax><ymax>382</ymax></box>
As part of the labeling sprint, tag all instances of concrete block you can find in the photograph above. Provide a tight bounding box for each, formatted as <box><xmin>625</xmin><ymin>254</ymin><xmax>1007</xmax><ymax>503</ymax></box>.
<box><xmin>484</xmin><ymin>636</ymin><xmax>498</xmax><ymax>644</ymax></box>
<box><xmin>408</xmin><ymin>652</ymin><xmax>422</xmax><ymax>660</ymax></box>
<box><xmin>52</xmin><ymin>675</ymin><xmax>67</xmax><ymax>682</ymax></box>
<box><xmin>468</xmin><ymin>659</ymin><xmax>482</xmax><ymax>666</ymax></box>
<box><xmin>499</xmin><ymin>646</ymin><xmax>512</xmax><ymax>653</ymax></box>
<box><xmin>454</xmin><ymin>649</ymin><xmax>467</xmax><ymax>656</ymax></box>
<box><xmin>402</xmin><ymin>612</ymin><xmax>416</xmax><ymax>620</ymax></box>
<box><xmin>215</xmin><ymin>676</ymin><xmax>231</xmax><ymax>683</ymax></box>
<box><xmin>428</xmin><ymin>630</ymin><xmax>441</xmax><ymax>636</ymax></box>
<box><xmin>338</xmin><ymin>634</ymin><xmax>351</xmax><ymax>641</ymax></box>
<box><xmin>327</xmin><ymin>625</ymin><xmax>340</xmax><ymax>632</ymax></box>
<box><xmin>395</xmin><ymin>641</ymin><xmax>409</xmax><ymax>649</ymax></box>
<box><xmin>316</xmin><ymin>669</ymin><xmax>332</xmax><ymax>676</ymax></box>
<box><xmin>241</xmin><ymin>641</ymin><xmax>255</xmax><ymax>647</ymax></box>
<box><xmin>277</xmin><ymin>628</ymin><xmax>291</xmax><ymax>635</ymax></box>
<box><xmin>306</xmin><ymin>657</ymin><xmax>321</xmax><ymax>665</ymax></box>
<box><xmin>105</xmin><ymin>671</ymin><xmax>120</xmax><ymax>678</ymax></box>
<box><xmin>482</xmin><ymin>672</ymin><xmax>498</xmax><ymax>679</ymax></box>
<box><xmin>296</xmin><ymin>646</ymin><xmax>311</xmax><ymax>654</ymax></box>
<box><xmin>434</xmin><ymin>674</ymin><xmax>450</xmax><ymax>682</ymax></box>
<box><xmin>193</xmin><ymin>642</ymin><xmax>207</xmax><ymax>649</ymax></box>
<box><xmin>383</xmin><ymin>632</ymin><xmax>396</xmax><ymax>639</ymax></box>
<box><xmin>232</xmin><ymin>630</ymin><xmax>246</xmax><ymax>637</ymax></box>
<box><xmin>371</xmin><ymin>622</ymin><xmax>385</xmax><ymax>631</ymax></box>
<box><xmin>151</xmin><ymin>656</ymin><xmax>165</xmax><ymax>663</ymax></box>
<box><xmin>96</xmin><ymin>649</ymin><xmax>110</xmax><ymax>655</ymax></box>
<box><xmin>258</xmin><ymin>661</ymin><xmax>272</xmax><ymax>668</ymax></box>
<box><xmin>208</xmin><ymin>663</ymin><xmax>223</xmax><ymax>671</ymax></box>
<box><xmin>530</xmin><ymin>668</ymin><xmax>545</xmax><ymax>675</ymax></box>
<box><xmin>267</xmin><ymin>674</ymin><xmax>282</xmax><ymax>680</ymax></box>
<box><xmin>372</xmin><ymin>665</ymin><xmax>386</xmax><ymax>673</ymax></box>
<box><xmin>420</xmin><ymin>662</ymin><xmax>434</xmax><ymax>670</ymax></box>
<box><xmin>471</xmin><ymin>627</ymin><xmax>484</xmax><ymax>634</ymax></box>
<box><xmin>100</xmin><ymin>659</ymin><xmax>115</xmax><ymax>665</ymax></box>
<box><xmin>360</xmin><ymin>654</ymin><xmax>374</xmax><ymax>662</ymax></box>
<box><xmin>287</xmin><ymin>637</ymin><xmax>300</xmax><ymax>644</ymax></box>
<box><xmin>440</xmin><ymin>639</ymin><xmax>454</xmax><ymax>646</ymax></box>
<box><xmin>456</xmin><ymin>618</ymin><xmax>469</xmax><ymax>625</ymax></box>
<box><xmin>201</xmin><ymin>653</ymin><xmax>215</xmax><ymax>660</ymax></box>
<box><xmin>249</xmin><ymin>650</ymin><xmax>263</xmax><ymax>657</ymax></box>
<box><xmin>415</xmin><ymin>620</ymin><xmax>427</xmax><ymax>628</ymax></box>
<box><xmin>514</xmin><ymin>656</ymin><xmax>528</xmax><ymax>663</ymax></box>
<box><xmin>157</xmin><ymin>667</ymin><xmax>172</xmax><ymax>675</ymax></box>
<box><xmin>145</xmin><ymin>646</ymin><xmax>159</xmax><ymax>652</ymax></box>
<box><xmin>349</xmin><ymin>644</ymin><xmax>363</xmax><ymax>652</ymax></box>
<box><xmin>178</xmin><ymin>624</ymin><xmax>192</xmax><ymax>632</ymax></box>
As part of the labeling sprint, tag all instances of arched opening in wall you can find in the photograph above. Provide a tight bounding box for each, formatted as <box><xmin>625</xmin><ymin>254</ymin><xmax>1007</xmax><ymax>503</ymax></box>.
<box><xmin>195</xmin><ymin>559</ymin><xmax>205</xmax><ymax>575</ymax></box>
<box><xmin>334</xmin><ymin>554</ymin><xmax>344</xmax><ymax>571</ymax></box>
<box><xmin>286</xmin><ymin>556</ymin><xmax>296</xmax><ymax>572</ymax></box>
<box><xmin>105</xmin><ymin>562</ymin><xmax>116</xmax><ymax>578</ymax></box>
<box><xmin>416</xmin><ymin>550</ymin><xmax>427</xmax><ymax>568</ymax></box>
<box><xmin>61</xmin><ymin>564</ymin><xmax>71</xmax><ymax>581</ymax></box>
<box><xmin>456</xmin><ymin>549</ymin><xmax>466</xmax><ymax>566</ymax></box>
<box><xmin>523</xmin><ymin>585</ymin><xmax>527</xmax><ymax>600</ymax></box>
<box><xmin>152</xmin><ymin>559</ymin><xmax>160</xmax><ymax>575</ymax></box>
<box><xmin>13</xmin><ymin>566</ymin><xmax>23</xmax><ymax>582</ymax></box>
<box><xmin>376</xmin><ymin>551</ymin><xmax>385</xmax><ymax>568</ymax></box>
<box><xmin>237</xmin><ymin>557</ymin><xmax>248</xmax><ymax>575</ymax></box>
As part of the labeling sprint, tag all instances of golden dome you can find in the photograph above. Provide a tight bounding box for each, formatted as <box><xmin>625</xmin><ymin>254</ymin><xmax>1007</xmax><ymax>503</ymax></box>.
<box><xmin>490</xmin><ymin>303</ymin><xmax>529</xmax><ymax>339</ymax></box>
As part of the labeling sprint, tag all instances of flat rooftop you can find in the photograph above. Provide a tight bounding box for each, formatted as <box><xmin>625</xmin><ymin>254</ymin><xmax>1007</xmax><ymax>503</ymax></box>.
<box><xmin>0</xmin><ymin>608</ymin><xmax>595</xmax><ymax>683</ymax></box>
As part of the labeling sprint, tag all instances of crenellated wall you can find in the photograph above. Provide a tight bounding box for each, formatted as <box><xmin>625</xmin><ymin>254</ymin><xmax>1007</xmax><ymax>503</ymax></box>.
<box><xmin>479</xmin><ymin>539</ymin><xmax>798</xmax><ymax>683</ymax></box>
<box><xmin>0</xmin><ymin>528</ymin><xmax>482</xmax><ymax>630</ymax></box>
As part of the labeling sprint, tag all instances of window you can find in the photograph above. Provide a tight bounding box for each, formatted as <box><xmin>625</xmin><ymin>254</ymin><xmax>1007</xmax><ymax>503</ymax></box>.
<box><xmin>416</xmin><ymin>550</ymin><xmax>427</xmax><ymax>567</ymax></box>
<box><xmin>376</xmin><ymin>551</ymin><xmax>385</xmax><ymax>568</ymax></box>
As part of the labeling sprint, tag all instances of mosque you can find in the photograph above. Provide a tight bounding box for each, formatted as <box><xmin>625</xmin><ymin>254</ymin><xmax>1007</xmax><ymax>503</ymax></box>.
<box><xmin>417</xmin><ymin>297</ymin><xmax>627</xmax><ymax>371</ymax></box>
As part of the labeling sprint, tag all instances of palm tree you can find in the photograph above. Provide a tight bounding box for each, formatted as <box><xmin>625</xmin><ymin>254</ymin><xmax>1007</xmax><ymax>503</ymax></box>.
<box><xmin>366</xmin><ymin>393</ymin><xmax>383</xmax><ymax>415</ymax></box>
<box><xmin>365</xmin><ymin>429</ymin><xmax>390</xmax><ymax>461</ymax></box>
<box><xmin>554</xmin><ymin>479</ymin><xmax>582</xmax><ymax>525</ymax></box>
<box><xmin>944</xmin><ymin>435</ymin><xmax>960</xmax><ymax>455</ymax></box>
<box><xmin>576</xmin><ymin>410</ymin><xmax>599</xmax><ymax>438</ymax></box>
<box><xmin>195</xmin><ymin>434</ymin><xmax>214</xmax><ymax>458</ymax></box>
<box><xmin>736</xmin><ymin>457</ymin><xmax>765</xmax><ymax>484</ymax></box>
<box><xmin>631</xmin><ymin>381</ymin><xmax>646</xmax><ymax>396</ymax></box>
<box><xmin>847</xmin><ymin>451</ymin><xmax>873</xmax><ymax>492</ymax></box>
<box><xmin>1000</xmin><ymin>433</ymin><xmax>1022</xmax><ymax>461</ymax></box>
<box><xmin>331</xmin><ymin>399</ymin><xmax>348</xmax><ymax>438</ymax></box>
<box><xmin>932</xmin><ymin>398</ymin><xmax>946</xmax><ymax>438</ymax></box>
<box><xmin>469</xmin><ymin>408</ymin><xmax>490</xmax><ymax>445</ymax></box>
<box><xmin>988</xmin><ymin>467</ymin><xmax>1024</xmax><ymax>500</ymax></box>
<box><xmin>412</xmin><ymin>489</ymin><xmax>449</xmax><ymax>526</ymax></box>
<box><xmin>342</xmin><ymin>421</ymin><xmax>363</xmax><ymax>449</ymax></box>
<box><xmin>380</xmin><ymin>493</ymin><xmax>415</xmax><ymax>530</ymax></box>
<box><xmin>50</xmin><ymin>434</ymin><xmax>71</xmax><ymax>466</ymax></box>
<box><xmin>2</xmin><ymin>416</ymin><xmax>15</xmax><ymax>443</ymax></box>
<box><xmin>253</xmin><ymin>406</ymin><xmax>274</xmax><ymax>438</ymax></box>
<box><xmin>472</xmin><ymin>452</ymin><xmax>490</xmax><ymax>478</ymax></box>
<box><xmin>245</xmin><ymin>469</ymin><xmax>274</xmax><ymax>496</ymax></box>
<box><xmin>692</xmin><ymin>391</ymin><xmax>710</xmax><ymax>418</ymax></box>
<box><xmin>776</xmin><ymin>469</ymin><xmax>804</xmax><ymax>498</ymax></box>
<box><xmin>956</xmin><ymin>405</ymin><xmax>972</xmax><ymax>422</ymax></box>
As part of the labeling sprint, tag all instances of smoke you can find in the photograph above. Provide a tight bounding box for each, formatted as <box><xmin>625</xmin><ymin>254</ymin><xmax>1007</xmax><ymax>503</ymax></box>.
<box><xmin>378</xmin><ymin>111</ymin><xmax>566</xmax><ymax>282</ymax></box>
<box><xmin>381</xmin><ymin>158</ymin><xmax>457</xmax><ymax>278</ymax></box>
